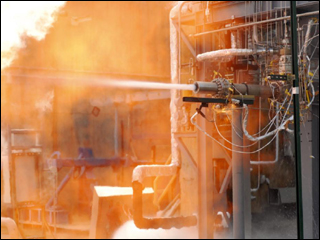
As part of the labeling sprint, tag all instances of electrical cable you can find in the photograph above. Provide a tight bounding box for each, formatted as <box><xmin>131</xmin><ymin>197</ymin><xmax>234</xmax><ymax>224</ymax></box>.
<box><xmin>243</xmin><ymin>90</ymin><xmax>293</xmax><ymax>142</ymax></box>
<box><xmin>306</xmin><ymin>65</ymin><xmax>319</xmax><ymax>108</ymax></box>
<box><xmin>212</xmin><ymin>93</ymin><xmax>290</xmax><ymax>148</ymax></box>
<box><xmin>190</xmin><ymin>95</ymin><xmax>293</xmax><ymax>154</ymax></box>
<box><xmin>212</xmin><ymin>111</ymin><xmax>258</xmax><ymax>148</ymax></box>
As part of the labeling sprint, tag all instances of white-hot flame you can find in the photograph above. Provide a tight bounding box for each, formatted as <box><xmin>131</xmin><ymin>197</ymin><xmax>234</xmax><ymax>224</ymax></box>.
<box><xmin>1</xmin><ymin>1</ymin><xmax>66</xmax><ymax>70</ymax></box>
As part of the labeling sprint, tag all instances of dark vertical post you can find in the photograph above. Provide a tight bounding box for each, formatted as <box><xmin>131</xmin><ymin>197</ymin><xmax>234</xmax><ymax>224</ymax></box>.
<box><xmin>290</xmin><ymin>1</ymin><xmax>304</xmax><ymax>239</ymax></box>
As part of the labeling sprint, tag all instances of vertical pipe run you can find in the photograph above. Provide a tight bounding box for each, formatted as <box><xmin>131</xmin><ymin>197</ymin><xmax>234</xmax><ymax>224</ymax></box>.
<box><xmin>197</xmin><ymin>111</ymin><xmax>214</xmax><ymax>239</ymax></box>
<box><xmin>232</xmin><ymin>107</ymin><xmax>245</xmax><ymax>239</ymax></box>
<box><xmin>290</xmin><ymin>1</ymin><xmax>304</xmax><ymax>239</ymax></box>
<box><xmin>196</xmin><ymin>22</ymin><xmax>214</xmax><ymax>239</ymax></box>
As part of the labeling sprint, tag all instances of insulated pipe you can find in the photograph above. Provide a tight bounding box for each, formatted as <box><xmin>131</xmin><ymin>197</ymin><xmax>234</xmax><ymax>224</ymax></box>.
<box><xmin>132</xmin><ymin>159</ymin><xmax>179</xmax><ymax>185</ymax></box>
<box><xmin>131</xmin><ymin>3</ymin><xmax>197</xmax><ymax>230</ymax></box>
<box><xmin>132</xmin><ymin>157</ymin><xmax>197</xmax><ymax>229</ymax></box>
<box><xmin>196</xmin><ymin>48</ymin><xmax>273</xmax><ymax>62</ymax></box>
<box><xmin>131</xmin><ymin>0</ymin><xmax>182</xmax><ymax>186</ymax></box>
<box><xmin>194</xmin><ymin>81</ymin><xmax>273</xmax><ymax>97</ymax></box>
<box><xmin>131</xmin><ymin>0</ymin><xmax>182</xmax><ymax>190</ymax></box>
<box><xmin>132</xmin><ymin>181</ymin><xmax>197</xmax><ymax>229</ymax></box>
<box><xmin>170</xmin><ymin>0</ymin><xmax>181</xmax><ymax>180</ymax></box>
<box><xmin>1</xmin><ymin>217</ymin><xmax>21</xmax><ymax>239</ymax></box>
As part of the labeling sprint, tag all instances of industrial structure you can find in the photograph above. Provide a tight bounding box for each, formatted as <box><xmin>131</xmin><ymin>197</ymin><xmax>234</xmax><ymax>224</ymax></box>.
<box><xmin>1</xmin><ymin>1</ymin><xmax>319</xmax><ymax>239</ymax></box>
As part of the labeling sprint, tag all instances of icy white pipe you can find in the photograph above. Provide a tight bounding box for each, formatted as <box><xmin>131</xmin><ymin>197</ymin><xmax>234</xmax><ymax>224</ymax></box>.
<box><xmin>169</xmin><ymin>3</ymin><xmax>181</xmax><ymax>169</ymax></box>
<box><xmin>196</xmin><ymin>48</ymin><xmax>272</xmax><ymax>62</ymax></box>
<box><xmin>303</xmin><ymin>19</ymin><xmax>314</xmax><ymax>61</ymax></box>
<box><xmin>131</xmin><ymin>2</ymin><xmax>182</xmax><ymax>184</ymax></box>
<box><xmin>242</xmin><ymin>103</ymin><xmax>293</xmax><ymax>142</ymax></box>
<box><xmin>132</xmin><ymin>159</ymin><xmax>179</xmax><ymax>184</ymax></box>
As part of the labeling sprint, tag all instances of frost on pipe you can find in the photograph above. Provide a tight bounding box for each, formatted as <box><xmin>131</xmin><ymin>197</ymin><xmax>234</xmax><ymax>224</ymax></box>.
<box><xmin>196</xmin><ymin>48</ymin><xmax>271</xmax><ymax>62</ymax></box>
<box><xmin>132</xmin><ymin>180</ymin><xmax>197</xmax><ymax>229</ymax></box>
<box><xmin>130</xmin><ymin>2</ymin><xmax>197</xmax><ymax>230</ymax></box>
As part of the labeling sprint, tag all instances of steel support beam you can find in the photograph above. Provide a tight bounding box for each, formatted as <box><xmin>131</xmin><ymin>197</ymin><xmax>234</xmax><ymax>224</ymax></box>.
<box><xmin>176</xmin><ymin>136</ymin><xmax>197</xmax><ymax>171</ymax></box>
<box><xmin>172</xmin><ymin>21</ymin><xmax>196</xmax><ymax>58</ymax></box>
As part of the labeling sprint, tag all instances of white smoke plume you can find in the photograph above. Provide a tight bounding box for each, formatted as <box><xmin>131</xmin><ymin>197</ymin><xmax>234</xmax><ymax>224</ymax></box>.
<box><xmin>112</xmin><ymin>220</ymin><xmax>198</xmax><ymax>239</ymax></box>
<box><xmin>1</xmin><ymin>1</ymin><xmax>66</xmax><ymax>70</ymax></box>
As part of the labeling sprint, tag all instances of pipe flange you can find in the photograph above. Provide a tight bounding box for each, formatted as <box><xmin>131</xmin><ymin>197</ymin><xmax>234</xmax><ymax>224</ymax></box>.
<box><xmin>213</xmin><ymin>78</ymin><xmax>230</xmax><ymax>97</ymax></box>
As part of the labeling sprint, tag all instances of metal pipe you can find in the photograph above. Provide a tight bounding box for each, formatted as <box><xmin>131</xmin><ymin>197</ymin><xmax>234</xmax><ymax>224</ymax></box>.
<box><xmin>131</xmin><ymin>1</ymin><xmax>182</xmax><ymax>185</ymax></box>
<box><xmin>191</xmin><ymin>11</ymin><xmax>319</xmax><ymax>38</ymax></box>
<box><xmin>232</xmin><ymin>107</ymin><xmax>245</xmax><ymax>239</ymax></box>
<box><xmin>131</xmin><ymin>140</ymin><xmax>197</xmax><ymax>229</ymax></box>
<box><xmin>250</xmin><ymin>98</ymin><xmax>262</xmax><ymax>192</ymax></box>
<box><xmin>196</xmin><ymin>13</ymin><xmax>215</xmax><ymax>239</ymax></box>
<box><xmin>45</xmin><ymin>167</ymin><xmax>75</xmax><ymax>209</ymax></box>
<box><xmin>197</xmin><ymin>103</ymin><xmax>214</xmax><ymax>239</ymax></box>
<box><xmin>132</xmin><ymin>158</ymin><xmax>179</xmax><ymax>185</ymax></box>
<box><xmin>250</xmin><ymin>102</ymin><xmax>280</xmax><ymax>165</ymax></box>
<box><xmin>291</xmin><ymin>1</ymin><xmax>304</xmax><ymax>238</ymax></box>
<box><xmin>194</xmin><ymin>81</ymin><xmax>273</xmax><ymax>97</ymax></box>
<box><xmin>194</xmin><ymin>81</ymin><xmax>219</xmax><ymax>93</ymax></box>
<box><xmin>170</xmin><ymin>2</ymin><xmax>181</xmax><ymax>176</ymax></box>
<box><xmin>131</xmin><ymin>4</ymin><xmax>197</xmax><ymax>229</ymax></box>
<box><xmin>1</xmin><ymin>217</ymin><xmax>21</xmax><ymax>239</ymax></box>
